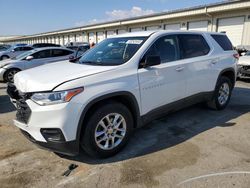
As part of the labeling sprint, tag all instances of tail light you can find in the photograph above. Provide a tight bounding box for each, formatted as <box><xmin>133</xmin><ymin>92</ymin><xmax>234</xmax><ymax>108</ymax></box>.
<box><xmin>233</xmin><ymin>53</ymin><xmax>240</xmax><ymax>59</ymax></box>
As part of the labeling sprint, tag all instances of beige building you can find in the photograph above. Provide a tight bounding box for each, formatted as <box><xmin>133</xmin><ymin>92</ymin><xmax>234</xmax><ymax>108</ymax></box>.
<box><xmin>1</xmin><ymin>0</ymin><xmax>250</xmax><ymax>47</ymax></box>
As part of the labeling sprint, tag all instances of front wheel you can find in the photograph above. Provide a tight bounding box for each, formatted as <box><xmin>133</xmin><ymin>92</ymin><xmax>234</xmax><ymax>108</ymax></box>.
<box><xmin>4</xmin><ymin>68</ymin><xmax>20</xmax><ymax>83</ymax></box>
<box><xmin>207</xmin><ymin>76</ymin><xmax>233</xmax><ymax>110</ymax></box>
<box><xmin>81</xmin><ymin>102</ymin><xmax>133</xmax><ymax>158</ymax></box>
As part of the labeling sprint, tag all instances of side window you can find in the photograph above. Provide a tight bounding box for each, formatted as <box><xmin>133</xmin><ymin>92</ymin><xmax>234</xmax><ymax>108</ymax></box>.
<box><xmin>33</xmin><ymin>50</ymin><xmax>51</xmax><ymax>59</ymax></box>
<box><xmin>21</xmin><ymin>47</ymin><xmax>33</xmax><ymax>51</ymax></box>
<box><xmin>143</xmin><ymin>35</ymin><xmax>180</xmax><ymax>63</ymax></box>
<box><xmin>178</xmin><ymin>34</ymin><xmax>210</xmax><ymax>59</ymax></box>
<box><xmin>14</xmin><ymin>47</ymin><xmax>22</xmax><ymax>51</ymax></box>
<box><xmin>51</xmin><ymin>49</ymin><xmax>73</xmax><ymax>57</ymax></box>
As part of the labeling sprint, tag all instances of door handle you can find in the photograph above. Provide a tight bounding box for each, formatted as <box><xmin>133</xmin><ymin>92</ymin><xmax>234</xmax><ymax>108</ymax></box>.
<box><xmin>175</xmin><ymin>67</ymin><xmax>185</xmax><ymax>72</ymax></box>
<box><xmin>211</xmin><ymin>59</ymin><xmax>219</xmax><ymax>64</ymax></box>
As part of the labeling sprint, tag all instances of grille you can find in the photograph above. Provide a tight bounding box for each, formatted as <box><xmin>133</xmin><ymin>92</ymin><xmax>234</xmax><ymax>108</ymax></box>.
<box><xmin>7</xmin><ymin>83</ymin><xmax>32</xmax><ymax>124</ymax></box>
<box><xmin>16</xmin><ymin>101</ymin><xmax>31</xmax><ymax>124</ymax></box>
<box><xmin>243</xmin><ymin>66</ymin><xmax>250</xmax><ymax>71</ymax></box>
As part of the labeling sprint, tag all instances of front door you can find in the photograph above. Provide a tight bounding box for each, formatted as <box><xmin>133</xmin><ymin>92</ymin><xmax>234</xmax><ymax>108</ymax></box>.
<box><xmin>138</xmin><ymin>35</ymin><xmax>187</xmax><ymax>115</ymax></box>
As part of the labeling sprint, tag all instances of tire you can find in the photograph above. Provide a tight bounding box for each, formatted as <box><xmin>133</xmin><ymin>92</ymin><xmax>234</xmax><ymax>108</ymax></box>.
<box><xmin>0</xmin><ymin>55</ymin><xmax>10</xmax><ymax>60</ymax></box>
<box><xmin>3</xmin><ymin>68</ymin><xmax>21</xmax><ymax>83</ymax></box>
<box><xmin>81</xmin><ymin>102</ymin><xmax>133</xmax><ymax>158</ymax></box>
<box><xmin>207</xmin><ymin>76</ymin><xmax>233</xmax><ymax>110</ymax></box>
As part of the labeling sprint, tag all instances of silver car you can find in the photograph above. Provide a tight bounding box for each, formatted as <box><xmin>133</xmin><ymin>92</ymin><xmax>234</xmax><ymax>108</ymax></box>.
<box><xmin>0</xmin><ymin>47</ymin><xmax>75</xmax><ymax>82</ymax></box>
<box><xmin>0</xmin><ymin>46</ymin><xmax>34</xmax><ymax>60</ymax></box>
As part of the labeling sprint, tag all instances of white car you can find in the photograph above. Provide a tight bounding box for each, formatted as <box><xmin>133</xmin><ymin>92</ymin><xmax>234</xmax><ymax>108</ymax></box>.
<box><xmin>0</xmin><ymin>47</ymin><xmax>75</xmax><ymax>82</ymax></box>
<box><xmin>237</xmin><ymin>51</ymin><xmax>250</xmax><ymax>78</ymax></box>
<box><xmin>8</xmin><ymin>31</ymin><xmax>237</xmax><ymax>158</ymax></box>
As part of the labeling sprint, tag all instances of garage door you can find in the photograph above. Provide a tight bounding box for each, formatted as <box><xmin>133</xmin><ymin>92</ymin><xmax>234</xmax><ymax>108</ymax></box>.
<box><xmin>164</xmin><ymin>23</ymin><xmax>181</xmax><ymax>30</ymax></box>
<box><xmin>217</xmin><ymin>17</ymin><xmax>244</xmax><ymax>47</ymax></box>
<box><xmin>117</xmin><ymin>29</ymin><xmax>127</xmax><ymax>35</ymax></box>
<box><xmin>82</xmin><ymin>33</ymin><xmax>88</xmax><ymax>42</ymax></box>
<box><xmin>56</xmin><ymin>37</ymin><xmax>60</xmax><ymax>44</ymax></box>
<box><xmin>70</xmin><ymin>35</ymin><xmax>75</xmax><ymax>42</ymax></box>
<box><xmin>188</xmin><ymin>21</ymin><xmax>208</xmax><ymax>31</ymax></box>
<box><xmin>146</xmin><ymin>25</ymin><xmax>161</xmax><ymax>31</ymax></box>
<box><xmin>76</xmin><ymin>34</ymin><xmax>81</xmax><ymax>42</ymax></box>
<box><xmin>130</xmin><ymin>27</ymin><xmax>143</xmax><ymax>32</ymax></box>
<box><xmin>64</xmin><ymin>35</ymin><xmax>69</xmax><ymax>45</ymax></box>
<box><xmin>59</xmin><ymin>36</ymin><xmax>64</xmax><ymax>45</ymax></box>
<box><xmin>97</xmin><ymin>32</ymin><xmax>105</xmax><ymax>43</ymax></box>
<box><xmin>107</xmin><ymin>30</ymin><xmax>116</xmax><ymax>38</ymax></box>
<box><xmin>88</xmin><ymin>32</ymin><xmax>96</xmax><ymax>43</ymax></box>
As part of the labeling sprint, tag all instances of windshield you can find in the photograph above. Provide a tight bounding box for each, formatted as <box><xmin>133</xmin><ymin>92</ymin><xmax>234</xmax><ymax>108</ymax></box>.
<box><xmin>79</xmin><ymin>37</ymin><xmax>147</xmax><ymax>66</ymax></box>
<box><xmin>12</xmin><ymin>49</ymin><xmax>37</xmax><ymax>60</ymax></box>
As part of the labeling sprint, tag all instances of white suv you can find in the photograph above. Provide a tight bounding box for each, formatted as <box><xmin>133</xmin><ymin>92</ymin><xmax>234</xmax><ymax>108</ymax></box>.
<box><xmin>7</xmin><ymin>31</ymin><xmax>237</xmax><ymax>158</ymax></box>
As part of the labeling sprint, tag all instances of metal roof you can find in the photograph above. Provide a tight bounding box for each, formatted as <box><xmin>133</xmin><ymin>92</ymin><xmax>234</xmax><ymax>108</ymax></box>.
<box><xmin>1</xmin><ymin>0</ymin><xmax>249</xmax><ymax>42</ymax></box>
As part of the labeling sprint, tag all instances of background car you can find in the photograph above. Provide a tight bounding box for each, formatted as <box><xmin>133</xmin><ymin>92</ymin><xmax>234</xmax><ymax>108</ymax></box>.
<box><xmin>0</xmin><ymin>46</ymin><xmax>33</xmax><ymax>60</ymax></box>
<box><xmin>0</xmin><ymin>44</ymin><xmax>11</xmax><ymax>52</ymax></box>
<box><xmin>31</xmin><ymin>43</ymin><xmax>61</xmax><ymax>48</ymax></box>
<box><xmin>66</xmin><ymin>42</ymin><xmax>90</xmax><ymax>58</ymax></box>
<box><xmin>14</xmin><ymin>43</ymin><xmax>28</xmax><ymax>47</ymax></box>
<box><xmin>238</xmin><ymin>51</ymin><xmax>250</xmax><ymax>78</ymax></box>
<box><xmin>0</xmin><ymin>47</ymin><xmax>75</xmax><ymax>82</ymax></box>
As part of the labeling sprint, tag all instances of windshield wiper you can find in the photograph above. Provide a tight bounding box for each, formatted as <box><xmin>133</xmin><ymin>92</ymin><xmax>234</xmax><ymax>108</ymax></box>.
<box><xmin>80</xmin><ymin>61</ymin><xmax>103</xmax><ymax>65</ymax></box>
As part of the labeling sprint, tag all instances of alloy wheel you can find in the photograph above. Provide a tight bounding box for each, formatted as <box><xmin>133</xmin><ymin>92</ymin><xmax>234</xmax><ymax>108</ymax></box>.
<box><xmin>94</xmin><ymin>113</ymin><xmax>127</xmax><ymax>150</ymax></box>
<box><xmin>218</xmin><ymin>82</ymin><xmax>230</xmax><ymax>105</ymax></box>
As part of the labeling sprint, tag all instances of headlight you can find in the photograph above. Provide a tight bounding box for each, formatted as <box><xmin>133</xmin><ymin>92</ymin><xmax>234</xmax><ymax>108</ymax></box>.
<box><xmin>31</xmin><ymin>87</ymin><xmax>84</xmax><ymax>106</ymax></box>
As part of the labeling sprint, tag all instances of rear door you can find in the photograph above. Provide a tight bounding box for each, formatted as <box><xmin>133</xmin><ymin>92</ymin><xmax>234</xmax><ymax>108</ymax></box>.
<box><xmin>177</xmin><ymin>34</ymin><xmax>213</xmax><ymax>96</ymax></box>
<box><xmin>10</xmin><ymin>47</ymin><xmax>23</xmax><ymax>57</ymax></box>
<box><xmin>138</xmin><ymin>34</ymin><xmax>187</xmax><ymax>115</ymax></box>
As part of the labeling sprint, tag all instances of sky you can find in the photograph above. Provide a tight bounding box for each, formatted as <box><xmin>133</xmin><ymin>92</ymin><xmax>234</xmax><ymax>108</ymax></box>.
<box><xmin>0</xmin><ymin>0</ymin><xmax>224</xmax><ymax>36</ymax></box>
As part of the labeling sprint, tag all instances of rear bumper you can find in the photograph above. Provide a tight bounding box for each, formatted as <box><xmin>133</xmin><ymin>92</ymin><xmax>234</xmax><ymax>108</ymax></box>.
<box><xmin>20</xmin><ymin>128</ymin><xmax>79</xmax><ymax>156</ymax></box>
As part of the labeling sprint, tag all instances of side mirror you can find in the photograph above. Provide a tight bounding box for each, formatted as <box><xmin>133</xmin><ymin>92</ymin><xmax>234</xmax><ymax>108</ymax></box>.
<box><xmin>140</xmin><ymin>56</ymin><xmax>161</xmax><ymax>68</ymax></box>
<box><xmin>11</xmin><ymin>49</ymin><xmax>15</xmax><ymax>52</ymax></box>
<box><xmin>69</xmin><ymin>55</ymin><xmax>77</xmax><ymax>63</ymax></box>
<box><xmin>26</xmin><ymin>55</ymin><xmax>33</xmax><ymax>61</ymax></box>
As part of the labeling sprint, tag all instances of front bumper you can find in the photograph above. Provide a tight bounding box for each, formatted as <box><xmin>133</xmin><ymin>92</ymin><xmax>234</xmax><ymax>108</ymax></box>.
<box><xmin>0</xmin><ymin>68</ymin><xmax>6</xmax><ymax>81</ymax></box>
<box><xmin>7</xmin><ymin>84</ymin><xmax>85</xmax><ymax>156</ymax></box>
<box><xmin>238</xmin><ymin>65</ymin><xmax>250</xmax><ymax>78</ymax></box>
<box><xmin>20</xmin><ymin>128</ymin><xmax>79</xmax><ymax>156</ymax></box>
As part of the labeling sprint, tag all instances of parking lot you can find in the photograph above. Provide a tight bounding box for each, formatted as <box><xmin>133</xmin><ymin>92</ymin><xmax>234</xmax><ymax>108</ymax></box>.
<box><xmin>0</xmin><ymin>80</ymin><xmax>250</xmax><ymax>188</ymax></box>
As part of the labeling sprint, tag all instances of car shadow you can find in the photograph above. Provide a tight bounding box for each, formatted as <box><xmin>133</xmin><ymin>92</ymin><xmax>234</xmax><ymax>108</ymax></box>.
<box><xmin>59</xmin><ymin>86</ymin><xmax>250</xmax><ymax>164</ymax></box>
<box><xmin>0</xmin><ymin>95</ymin><xmax>16</xmax><ymax>114</ymax></box>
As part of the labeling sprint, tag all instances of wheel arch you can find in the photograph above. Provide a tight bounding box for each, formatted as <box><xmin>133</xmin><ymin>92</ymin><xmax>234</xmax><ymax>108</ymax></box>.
<box><xmin>0</xmin><ymin>54</ymin><xmax>10</xmax><ymax>59</ymax></box>
<box><xmin>216</xmin><ymin>68</ymin><xmax>236</xmax><ymax>88</ymax></box>
<box><xmin>76</xmin><ymin>91</ymin><xmax>141</xmax><ymax>146</ymax></box>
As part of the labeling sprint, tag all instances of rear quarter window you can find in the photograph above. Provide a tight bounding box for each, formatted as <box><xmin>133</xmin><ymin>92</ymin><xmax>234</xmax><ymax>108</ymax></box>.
<box><xmin>211</xmin><ymin>34</ymin><xmax>233</xmax><ymax>51</ymax></box>
<box><xmin>178</xmin><ymin>34</ymin><xmax>210</xmax><ymax>59</ymax></box>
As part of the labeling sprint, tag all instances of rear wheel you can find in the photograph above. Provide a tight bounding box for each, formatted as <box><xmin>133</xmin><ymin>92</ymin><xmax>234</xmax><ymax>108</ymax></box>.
<box><xmin>207</xmin><ymin>76</ymin><xmax>232</xmax><ymax>110</ymax></box>
<box><xmin>4</xmin><ymin>68</ymin><xmax>20</xmax><ymax>83</ymax></box>
<box><xmin>1</xmin><ymin>55</ymin><xmax>9</xmax><ymax>60</ymax></box>
<box><xmin>81</xmin><ymin>102</ymin><xmax>133</xmax><ymax>158</ymax></box>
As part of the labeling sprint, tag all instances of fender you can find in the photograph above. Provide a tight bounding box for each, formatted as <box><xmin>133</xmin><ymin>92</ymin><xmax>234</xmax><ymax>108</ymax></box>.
<box><xmin>215</xmin><ymin>67</ymin><xmax>236</xmax><ymax>89</ymax></box>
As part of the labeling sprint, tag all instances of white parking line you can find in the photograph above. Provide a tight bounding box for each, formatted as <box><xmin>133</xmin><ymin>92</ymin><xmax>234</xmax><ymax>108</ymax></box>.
<box><xmin>177</xmin><ymin>171</ymin><xmax>250</xmax><ymax>186</ymax></box>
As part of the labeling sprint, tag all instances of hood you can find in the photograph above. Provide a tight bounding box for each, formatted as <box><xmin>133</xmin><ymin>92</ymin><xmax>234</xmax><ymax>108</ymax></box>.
<box><xmin>238</xmin><ymin>56</ymin><xmax>250</xmax><ymax>66</ymax></box>
<box><xmin>14</xmin><ymin>61</ymin><xmax>117</xmax><ymax>93</ymax></box>
<box><xmin>0</xmin><ymin>59</ymin><xmax>19</xmax><ymax>68</ymax></box>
